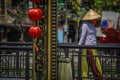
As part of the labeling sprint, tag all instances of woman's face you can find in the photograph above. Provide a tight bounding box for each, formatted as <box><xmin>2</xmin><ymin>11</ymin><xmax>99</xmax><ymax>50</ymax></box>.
<box><xmin>87</xmin><ymin>19</ymin><xmax>94</xmax><ymax>23</ymax></box>
<box><xmin>87</xmin><ymin>19</ymin><xmax>98</xmax><ymax>25</ymax></box>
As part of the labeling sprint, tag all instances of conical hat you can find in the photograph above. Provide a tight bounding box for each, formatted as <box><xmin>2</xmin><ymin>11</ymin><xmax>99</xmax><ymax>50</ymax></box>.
<box><xmin>82</xmin><ymin>9</ymin><xmax>101</xmax><ymax>20</ymax></box>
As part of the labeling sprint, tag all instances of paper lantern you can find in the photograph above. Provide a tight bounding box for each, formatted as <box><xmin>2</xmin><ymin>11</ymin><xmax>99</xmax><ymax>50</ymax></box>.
<box><xmin>29</xmin><ymin>26</ymin><xmax>42</xmax><ymax>38</ymax></box>
<box><xmin>28</xmin><ymin>8</ymin><xmax>43</xmax><ymax>21</ymax></box>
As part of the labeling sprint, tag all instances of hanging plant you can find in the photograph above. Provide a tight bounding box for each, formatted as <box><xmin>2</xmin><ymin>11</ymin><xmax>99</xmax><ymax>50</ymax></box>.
<box><xmin>28</xmin><ymin>8</ymin><xmax>43</xmax><ymax>21</ymax></box>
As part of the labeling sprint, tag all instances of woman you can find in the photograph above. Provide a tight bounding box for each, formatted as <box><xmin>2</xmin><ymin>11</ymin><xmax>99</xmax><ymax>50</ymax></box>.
<box><xmin>78</xmin><ymin>9</ymin><xmax>102</xmax><ymax>79</ymax></box>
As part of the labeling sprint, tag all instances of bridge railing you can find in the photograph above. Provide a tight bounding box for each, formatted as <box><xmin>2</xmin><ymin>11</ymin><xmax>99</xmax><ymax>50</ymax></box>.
<box><xmin>0</xmin><ymin>42</ymin><xmax>120</xmax><ymax>80</ymax></box>
<box><xmin>0</xmin><ymin>42</ymin><xmax>32</xmax><ymax>80</ymax></box>
<box><xmin>57</xmin><ymin>43</ymin><xmax>120</xmax><ymax>80</ymax></box>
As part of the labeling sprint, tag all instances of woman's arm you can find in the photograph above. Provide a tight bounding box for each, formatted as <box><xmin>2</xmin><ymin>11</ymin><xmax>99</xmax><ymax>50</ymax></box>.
<box><xmin>78</xmin><ymin>24</ymin><xmax>88</xmax><ymax>45</ymax></box>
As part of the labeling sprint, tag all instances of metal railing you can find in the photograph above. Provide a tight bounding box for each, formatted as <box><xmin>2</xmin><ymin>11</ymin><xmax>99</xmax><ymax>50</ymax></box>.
<box><xmin>0</xmin><ymin>42</ymin><xmax>120</xmax><ymax>80</ymax></box>
<box><xmin>57</xmin><ymin>43</ymin><xmax>120</xmax><ymax>80</ymax></box>
<box><xmin>0</xmin><ymin>42</ymin><xmax>32</xmax><ymax>80</ymax></box>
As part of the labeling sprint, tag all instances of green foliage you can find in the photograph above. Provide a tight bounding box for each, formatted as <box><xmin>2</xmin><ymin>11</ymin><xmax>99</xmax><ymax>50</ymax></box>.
<box><xmin>12</xmin><ymin>1</ymin><xmax>29</xmax><ymax>41</ymax></box>
<box><xmin>94</xmin><ymin>0</ymin><xmax>120</xmax><ymax>13</ymax></box>
<box><xmin>94</xmin><ymin>0</ymin><xmax>105</xmax><ymax>13</ymax></box>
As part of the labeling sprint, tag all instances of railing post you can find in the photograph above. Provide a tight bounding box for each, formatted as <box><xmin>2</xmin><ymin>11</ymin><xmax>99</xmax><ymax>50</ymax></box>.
<box><xmin>78</xmin><ymin>49</ymin><xmax>82</xmax><ymax>80</ymax></box>
<box><xmin>116</xmin><ymin>49</ymin><xmax>120</xmax><ymax>75</ymax></box>
<box><xmin>71</xmin><ymin>55</ymin><xmax>75</xmax><ymax>80</ymax></box>
<box><xmin>64</xmin><ymin>48</ymin><xmax>69</xmax><ymax>58</ymax></box>
<box><xmin>16</xmin><ymin>52</ymin><xmax>19</xmax><ymax>75</ymax></box>
<box><xmin>25</xmin><ymin>51</ymin><xmax>29</xmax><ymax>80</ymax></box>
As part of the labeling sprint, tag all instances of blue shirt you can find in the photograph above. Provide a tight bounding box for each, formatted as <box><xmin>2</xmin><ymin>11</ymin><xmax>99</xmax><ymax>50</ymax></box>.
<box><xmin>78</xmin><ymin>22</ymin><xmax>97</xmax><ymax>45</ymax></box>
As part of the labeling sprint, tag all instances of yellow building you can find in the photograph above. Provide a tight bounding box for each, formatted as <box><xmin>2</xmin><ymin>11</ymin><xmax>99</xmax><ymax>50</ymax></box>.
<box><xmin>0</xmin><ymin>0</ymin><xmax>28</xmax><ymax>22</ymax></box>
<box><xmin>0</xmin><ymin>0</ymin><xmax>11</xmax><ymax>22</ymax></box>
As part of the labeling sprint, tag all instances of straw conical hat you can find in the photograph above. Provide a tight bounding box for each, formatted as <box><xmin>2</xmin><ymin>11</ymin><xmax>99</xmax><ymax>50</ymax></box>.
<box><xmin>82</xmin><ymin>9</ymin><xmax>101</xmax><ymax>20</ymax></box>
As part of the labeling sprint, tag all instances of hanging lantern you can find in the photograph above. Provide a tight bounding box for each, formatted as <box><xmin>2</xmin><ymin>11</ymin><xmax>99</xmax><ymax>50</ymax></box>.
<box><xmin>29</xmin><ymin>26</ymin><xmax>42</xmax><ymax>38</ymax></box>
<box><xmin>28</xmin><ymin>8</ymin><xmax>43</xmax><ymax>21</ymax></box>
<box><xmin>30</xmin><ymin>0</ymin><xmax>40</xmax><ymax>3</ymax></box>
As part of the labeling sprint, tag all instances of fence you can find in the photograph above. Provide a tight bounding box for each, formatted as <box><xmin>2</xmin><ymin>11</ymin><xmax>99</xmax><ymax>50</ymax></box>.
<box><xmin>0</xmin><ymin>42</ymin><xmax>120</xmax><ymax>80</ymax></box>
<box><xmin>57</xmin><ymin>43</ymin><xmax>120</xmax><ymax>80</ymax></box>
<box><xmin>0</xmin><ymin>42</ymin><xmax>32</xmax><ymax>80</ymax></box>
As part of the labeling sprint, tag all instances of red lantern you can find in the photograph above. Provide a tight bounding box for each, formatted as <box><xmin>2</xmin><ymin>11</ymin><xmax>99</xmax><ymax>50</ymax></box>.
<box><xmin>29</xmin><ymin>26</ymin><xmax>42</xmax><ymax>38</ymax></box>
<box><xmin>30</xmin><ymin>0</ymin><xmax>40</xmax><ymax>3</ymax></box>
<box><xmin>28</xmin><ymin>8</ymin><xmax>43</xmax><ymax>21</ymax></box>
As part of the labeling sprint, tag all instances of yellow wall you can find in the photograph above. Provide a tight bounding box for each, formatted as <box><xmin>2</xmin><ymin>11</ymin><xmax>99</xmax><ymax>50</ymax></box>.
<box><xmin>0</xmin><ymin>0</ymin><xmax>11</xmax><ymax>22</ymax></box>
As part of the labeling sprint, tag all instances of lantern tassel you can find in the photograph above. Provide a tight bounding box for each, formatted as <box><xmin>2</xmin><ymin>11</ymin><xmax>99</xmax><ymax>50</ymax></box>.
<box><xmin>34</xmin><ymin>42</ymin><xmax>39</xmax><ymax>52</ymax></box>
